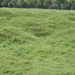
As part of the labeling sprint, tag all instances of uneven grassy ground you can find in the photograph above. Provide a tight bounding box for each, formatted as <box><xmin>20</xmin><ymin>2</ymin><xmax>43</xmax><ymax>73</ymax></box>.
<box><xmin>0</xmin><ymin>8</ymin><xmax>75</xmax><ymax>75</ymax></box>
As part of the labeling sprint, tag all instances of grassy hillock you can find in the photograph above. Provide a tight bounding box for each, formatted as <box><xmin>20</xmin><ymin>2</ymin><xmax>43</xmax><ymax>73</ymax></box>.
<box><xmin>0</xmin><ymin>8</ymin><xmax>75</xmax><ymax>75</ymax></box>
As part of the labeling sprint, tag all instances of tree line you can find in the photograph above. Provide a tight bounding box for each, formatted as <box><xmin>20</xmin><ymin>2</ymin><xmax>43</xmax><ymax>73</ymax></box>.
<box><xmin>0</xmin><ymin>0</ymin><xmax>75</xmax><ymax>10</ymax></box>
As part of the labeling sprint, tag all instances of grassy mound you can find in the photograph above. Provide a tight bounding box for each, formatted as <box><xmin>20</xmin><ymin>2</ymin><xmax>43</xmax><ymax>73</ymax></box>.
<box><xmin>0</xmin><ymin>8</ymin><xmax>75</xmax><ymax>75</ymax></box>
<box><xmin>0</xmin><ymin>26</ymin><xmax>37</xmax><ymax>43</ymax></box>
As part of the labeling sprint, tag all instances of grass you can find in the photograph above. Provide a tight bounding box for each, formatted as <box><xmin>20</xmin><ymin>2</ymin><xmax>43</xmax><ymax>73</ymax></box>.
<box><xmin>0</xmin><ymin>8</ymin><xmax>75</xmax><ymax>75</ymax></box>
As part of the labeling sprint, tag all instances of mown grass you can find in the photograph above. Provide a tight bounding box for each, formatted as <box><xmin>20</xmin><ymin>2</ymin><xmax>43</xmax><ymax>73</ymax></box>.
<box><xmin>0</xmin><ymin>8</ymin><xmax>75</xmax><ymax>75</ymax></box>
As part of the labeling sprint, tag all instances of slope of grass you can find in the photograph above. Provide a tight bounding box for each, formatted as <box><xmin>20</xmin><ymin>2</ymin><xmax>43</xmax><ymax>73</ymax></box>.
<box><xmin>0</xmin><ymin>8</ymin><xmax>75</xmax><ymax>75</ymax></box>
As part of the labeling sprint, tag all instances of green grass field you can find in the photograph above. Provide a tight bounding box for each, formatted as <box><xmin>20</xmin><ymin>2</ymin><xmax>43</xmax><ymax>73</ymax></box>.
<box><xmin>0</xmin><ymin>8</ymin><xmax>75</xmax><ymax>75</ymax></box>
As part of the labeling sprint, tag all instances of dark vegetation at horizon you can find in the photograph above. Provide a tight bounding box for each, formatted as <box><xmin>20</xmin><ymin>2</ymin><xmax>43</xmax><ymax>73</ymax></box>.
<box><xmin>0</xmin><ymin>0</ymin><xmax>75</xmax><ymax>10</ymax></box>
